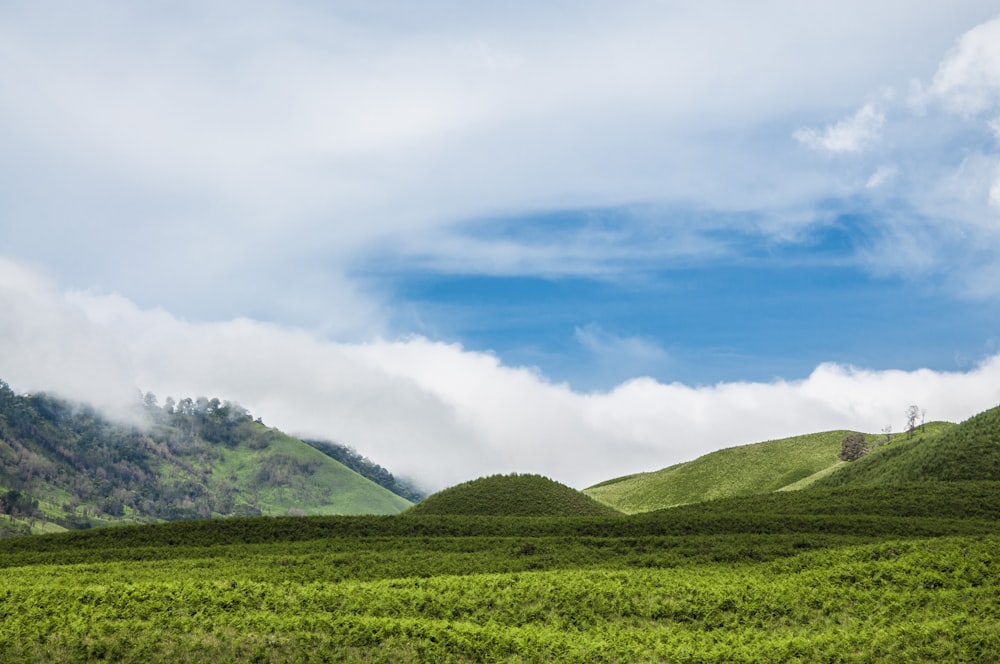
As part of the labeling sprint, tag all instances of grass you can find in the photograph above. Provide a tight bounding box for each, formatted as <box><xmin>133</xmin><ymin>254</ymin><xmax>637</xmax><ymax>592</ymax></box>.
<box><xmin>585</xmin><ymin>430</ymin><xmax>857</xmax><ymax>513</ymax></box>
<box><xmin>585</xmin><ymin>422</ymin><xmax>955</xmax><ymax>514</ymax></box>
<box><xmin>212</xmin><ymin>427</ymin><xmax>413</xmax><ymax>516</ymax></box>
<box><xmin>817</xmin><ymin>407</ymin><xmax>1000</xmax><ymax>487</ymax></box>
<box><xmin>1</xmin><ymin>482</ymin><xmax>999</xmax><ymax>662</ymax></box>
<box><xmin>407</xmin><ymin>473</ymin><xmax>622</xmax><ymax>517</ymax></box>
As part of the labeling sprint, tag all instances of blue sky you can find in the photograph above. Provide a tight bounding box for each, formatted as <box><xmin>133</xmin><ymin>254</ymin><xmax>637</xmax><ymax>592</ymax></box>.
<box><xmin>385</xmin><ymin>263</ymin><xmax>999</xmax><ymax>390</ymax></box>
<box><xmin>3</xmin><ymin>1</ymin><xmax>1000</xmax><ymax>488</ymax></box>
<box><xmin>375</xmin><ymin>206</ymin><xmax>1000</xmax><ymax>390</ymax></box>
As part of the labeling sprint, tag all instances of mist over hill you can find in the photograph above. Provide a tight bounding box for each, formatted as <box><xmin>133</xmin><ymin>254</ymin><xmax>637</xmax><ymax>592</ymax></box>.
<box><xmin>0</xmin><ymin>380</ymin><xmax>415</xmax><ymax>535</ymax></box>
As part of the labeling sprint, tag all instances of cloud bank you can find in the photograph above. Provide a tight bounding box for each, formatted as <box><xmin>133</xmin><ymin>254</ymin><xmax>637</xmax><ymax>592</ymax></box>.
<box><xmin>2</xmin><ymin>3</ymin><xmax>1000</xmax><ymax>325</ymax></box>
<box><xmin>3</xmin><ymin>258</ymin><xmax>999</xmax><ymax>490</ymax></box>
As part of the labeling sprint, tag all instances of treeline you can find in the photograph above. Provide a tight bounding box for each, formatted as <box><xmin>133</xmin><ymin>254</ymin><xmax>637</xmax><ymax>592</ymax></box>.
<box><xmin>303</xmin><ymin>439</ymin><xmax>425</xmax><ymax>502</ymax></box>
<box><xmin>0</xmin><ymin>382</ymin><xmax>252</xmax><ymax>523</ymax></box>
<box><xmin>0</xmin><ymin>382</ymin><xmax>163</xmax><ymax>524</ymax></box>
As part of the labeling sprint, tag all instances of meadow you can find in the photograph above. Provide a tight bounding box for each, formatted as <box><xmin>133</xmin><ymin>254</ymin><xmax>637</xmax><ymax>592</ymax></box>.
<box><xmin>2</xmin><ymin>482</ymin><xmax>999</xmax><ymax>662</ymax></box>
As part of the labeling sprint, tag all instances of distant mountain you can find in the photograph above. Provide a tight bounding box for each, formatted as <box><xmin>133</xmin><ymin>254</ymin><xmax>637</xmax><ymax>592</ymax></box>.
<box><xmin>408</xmin><ymin>473</ymin><xmax>621</xmax><ymax>517</ymax></box>
<box><xmin>585</xmin><ymin>422</ymin><xmax>954</xmax><ymax>514</ymax></box>
<box><xmin>0</xmin><ymin>380</ymin><xmax>411</xmax><ymax>536</ymax></box>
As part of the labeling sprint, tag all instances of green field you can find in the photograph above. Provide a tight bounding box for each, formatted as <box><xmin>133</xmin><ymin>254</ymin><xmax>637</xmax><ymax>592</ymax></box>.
<box><xmin>2</xmin><ymin>482</ymin><xmax>999</xmax><ymax>662</ymax></box>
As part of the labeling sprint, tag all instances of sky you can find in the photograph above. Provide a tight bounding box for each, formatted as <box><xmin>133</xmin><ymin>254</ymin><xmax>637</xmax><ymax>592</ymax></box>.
<box><xmin>3</xmin><ymin>1</ymin><xmax>1000</xmax><ymax>490</ymax></box>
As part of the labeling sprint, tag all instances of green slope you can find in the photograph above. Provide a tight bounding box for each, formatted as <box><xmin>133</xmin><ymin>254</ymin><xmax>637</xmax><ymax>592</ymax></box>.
<box><xmin>408</xmin><ymin>473</ymin><xmax>622</xmax><ymax>517</ymax></box>
<box><xmin>184</xmin><ymin>425</ymin><xmax>412</xmax><ymax>517</ymax></box>
<box><xmin>816</xmin><ymin>405</ymin><xmax>1000</xmax><ymax>487</ymax></box>
<box><xmin>585</xmin><ymin>424</ymin><xmax>953</xmax><ymax>514</ymax></box>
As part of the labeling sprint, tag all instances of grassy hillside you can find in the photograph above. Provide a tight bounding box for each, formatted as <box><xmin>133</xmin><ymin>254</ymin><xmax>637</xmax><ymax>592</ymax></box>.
<box><xmin>1</xmin><ymin>482</ymin><xmax>999</xmax><ymax>661</ymax></box>
<box><xmin>202</xmin><ymin>427</ymin><xmax>411</xmax><ymax>517</ymax></box>
<box><xmin>817</xmin><ymin>405</ymin><xmax>1000</xmax><ymax>488</ymax></box>
<box><xmin>585</xmin><ymin>423</ymin><xmax>952</xmax><ymax>514</ymax></box>
<box><xmin>0</xmin><ymin>381</ymin><xmax>410</xmax><ymax>534</ymax></box>
<box><xmin>408</xmin><ymin>473</ymin><xmax>622</xmax><ymax>517</ymax></box>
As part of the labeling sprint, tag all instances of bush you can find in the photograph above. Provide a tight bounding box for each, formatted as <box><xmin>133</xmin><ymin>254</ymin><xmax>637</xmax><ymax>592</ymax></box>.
<box><xmin>839</xmin><ymin>433</ymin><xmax>868</xmax><ymax>462</ymax></box>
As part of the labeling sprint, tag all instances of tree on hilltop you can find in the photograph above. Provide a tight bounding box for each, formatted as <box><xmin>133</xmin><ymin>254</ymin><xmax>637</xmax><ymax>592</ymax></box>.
<box><xmin>906</xmin><ymin>404</ymin><xmax>921</xmax><ymax>439</ymax></box>
<box><xmin>838</xmin><ymin>432</ymin><xmax>869</xmax><ymax>462</ymax></box>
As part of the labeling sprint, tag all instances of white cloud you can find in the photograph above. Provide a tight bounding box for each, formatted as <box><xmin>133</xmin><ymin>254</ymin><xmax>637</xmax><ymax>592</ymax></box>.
<box><xmin>930</xmin><ymin>15</ymin><xmax>1000</xmax><ymax>116</ymax></box>
<box><xmin>2</xmin><ymin>258</ymin><xmax>999</xmax><ymax>490</ymax></box>
<box><xmin>0</xmin><ymin>259</ymin><xmax>138</xmax><ymax>412</ymax></box>
<box><xmin>794</xmin><ymin>103</ymin><xmax>886</xmax><ymax>154</ymax></box>
<box><xmin>866</xmin><ymin>165</ymin><xmax>898</xmax><ymax>189</ymax></box>
<box><xmin>2</xmin><ymin>2</ymin><xmax>999</xmax><ymax>326</ymax></box>
<box><xmin>574</xmin><ymin>323</ymin><xmax>668</xmax><ymax>363</ymax></box>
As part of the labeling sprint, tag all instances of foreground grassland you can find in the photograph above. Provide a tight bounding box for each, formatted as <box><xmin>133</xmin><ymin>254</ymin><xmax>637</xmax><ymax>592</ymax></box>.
<box><xmin>2</xmin><ymin>483</ymin><xmax>999</xmax><ymax>662</ymax></box>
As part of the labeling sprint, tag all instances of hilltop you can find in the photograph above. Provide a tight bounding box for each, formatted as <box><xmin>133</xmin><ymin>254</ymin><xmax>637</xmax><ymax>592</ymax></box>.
<box><xmin>0</xmin><ymin>381</ymin><xmax>413</xmax><ymax>535</ymax></box>
<box><xmin>408</xmin><ymin>473</ymin><xmax>622</xmax><ymax>517</ymax></box>
<box><xmin>814</xmin><ymin>404</ymin><xmax>1000</xmax><ymax>488</ymax></box>
<box><xmin>586</xmin><ymin>422</ymin><xmax>954</xmax><ymax>514</ymax></box>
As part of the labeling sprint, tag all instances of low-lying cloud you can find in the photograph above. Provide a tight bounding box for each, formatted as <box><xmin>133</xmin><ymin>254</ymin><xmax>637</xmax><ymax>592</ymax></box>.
<box><xmin>3</xmin><ymin>258</ymin><xmax>999</xmax><ymax>491</ymax></box>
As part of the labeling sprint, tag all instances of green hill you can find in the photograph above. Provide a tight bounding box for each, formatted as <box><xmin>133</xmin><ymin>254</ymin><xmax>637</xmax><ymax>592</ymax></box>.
<box><xmin>408</xmin><ymin>473</ymin><xmax>622</xmax><ymax>517</ymax></box>
<box><xmin>816</xmin><ymin>405</ymin><xmax>1000</xmax><ymax>488</ymax></box>
<box><xmin>585</xmin><ymin>423</ymin><xmax>953</xmax><ymax>514</ymax></box>
<box><xmin>0</xmin><ymin>381</ymin><xmax>411</xmax><ymax>535</ymax></box>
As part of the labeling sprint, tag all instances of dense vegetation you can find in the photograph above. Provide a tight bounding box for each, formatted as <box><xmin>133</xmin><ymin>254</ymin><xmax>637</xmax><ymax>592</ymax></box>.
<box><xmin>304</xmin><ymin>438</ymin><xmax>426</xmax><ymax>503</ymax></box>
<box><xmin>1</xmin><ymin>482</ymin><xmax>999</xmax><ymax>661</ymax></box>
<box><xmin>408</xmin><ymin>473</ymin><xmax>622</xmax><ymax>517</ymax></box>
<box><xmin>0</xmin><ymin>381</ymin><xmax>411</xmax><ymax>532</ymax></box>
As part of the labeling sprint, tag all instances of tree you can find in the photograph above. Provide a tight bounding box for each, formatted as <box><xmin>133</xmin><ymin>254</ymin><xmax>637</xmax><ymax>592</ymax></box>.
<box><xmin>0</xmin><ymin>489</ymin><xmax>39</xmax><ymax>518</ymax></box>
<box><xmin>881</xmin><ymin>424</ymin><xmax>893</xmax><ymax>445</ymax></box>
<box><xmin>839</xmin><ymin>432</ymin><xmax>869</xmax><ymax>461</ymax></box>
<box><xmin>906</xmin><ymin>405</ymin><xmax>920</xmax><ymax>438</ymax></box>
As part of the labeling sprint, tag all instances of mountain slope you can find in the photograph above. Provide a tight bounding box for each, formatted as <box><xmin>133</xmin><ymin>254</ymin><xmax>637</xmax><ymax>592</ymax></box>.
<box><xmin>816</xmin><ymin>405</ymin><xmax>1000</xmax><ymax>487</ymax></box>
<box><xmin>585</xmin><ymin>423</ymin><xmax>953</xmax><ymax>514</ymax></box>
<box><xmin>303</xmin><ymin>439</ymin><xmax>425</xmax><ymax>503</ymax></box>
<box><xmin>408</xmin><ymin>473</ymin><xmax>622</xmax><ymax>517</ymax></box>
<box><xmin>0</xmin><ymin>381</ymin><xmax>411</xmax><ymax>534</ymax></box>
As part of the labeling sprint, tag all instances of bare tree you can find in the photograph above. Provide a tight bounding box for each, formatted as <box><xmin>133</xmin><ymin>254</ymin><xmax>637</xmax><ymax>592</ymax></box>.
<box><xmin>881</xmin><ymin>424</ymin><xmax>893</xmax><ymax>445</ymax></box>
<box><xmin>906</xmin><ymin>405</ymin><xmax>920</xmax><ymax>438</ymax></box>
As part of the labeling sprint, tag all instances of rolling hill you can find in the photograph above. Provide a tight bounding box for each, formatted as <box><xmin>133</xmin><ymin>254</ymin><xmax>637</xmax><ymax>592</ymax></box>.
<box><xmin>408</xmin><ymin>473</ymin><xmax>622</xmax><ymax>517</ymax></box>
<box><xmin>585</xmin><ymin>422</ymin><xmax>953</xmax><ymax>514</ymax></box>
<box><xmin>0</xmin><ymin>380</ymin><xmax>412</xmax><ymax>535</ymax></box>
<box><xmin>814</xmin><ymin>404</ymin><xmax>1000</xmax><ymax>488</ymax></box>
